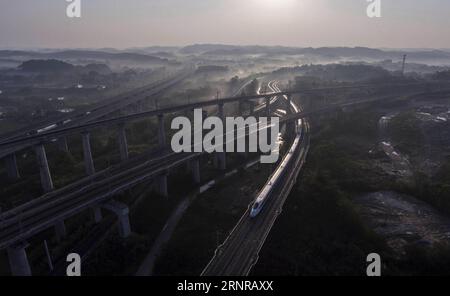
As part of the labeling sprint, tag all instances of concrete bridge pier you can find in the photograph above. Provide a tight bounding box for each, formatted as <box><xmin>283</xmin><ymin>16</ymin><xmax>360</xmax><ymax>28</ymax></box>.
<box><xmin>265</xmin><ymin>96</ymin><xmax>271</xmax><ymax>117</ymax></box>
<box><xmin>35</xmin><ymin>144</ymin><xmax>54</xmax><ymax>193</ymax></box>
<box><xmin>244</xmin><ymin>125</ymin><xmax>250</xmax><ymax>158</ymax></box>
<box><xmin>82</xmin><ymin>132</ymin><xmax>95</xmax><ymax>176</ymax></box>
<box><xmin>57</xmin><ymin>137</ymin><xmax>69</xmax><ymax>153</ymax></box>
<box><xmin>249</xmin><ymin>101</ymin><xmax>255</xmax><ymax>116</ymax></box>
<box><xmin>158</xmin><ymin>114</ymin><xmax>166</xmax><ymax>148</ymax></box>
<box><xmin>157</xmin><ymin>173</ymin><xmax>168</xmax><ymax>197</ymax></box>
<box><xmin>56</xmin><ymin>122</ymin><xmax>69</xmax><ymax>153</ymax></box>
<box><xmin>191</xmin><ymin>158</ymin><xmax>200</xmax><ymax>184</ymax></box>
<box><xmin>216</xmin><ymin>103</ymin><xmax>226</xmax><ymax>170</ymax></box>
<box><xmin>286</xmin><ymin>94</ymin><xmax>292</xmax><ymax>114</ymax></box>
<box><xmin>118</xmin><ymin>123</ymin><xmax>129</xmax><ymax>161</ymax></box>
<box><xmin>102</xmin><ymin>200</ymin><xmax>131</xmax><ymax>238</ymax></box>
<box><xmin>5</xmin><ymin>153</ymin><xmax>20</xmax><ymax>181</ymax></box>
<box><xmin>7</xmin><ymin>242</ymin><xmax>31</xmax><ymax>276</ymax></box>
<box><xmin>262</xmin><ymin>115</ymin><xmax>274</xmax><ymax>147</ymax></box>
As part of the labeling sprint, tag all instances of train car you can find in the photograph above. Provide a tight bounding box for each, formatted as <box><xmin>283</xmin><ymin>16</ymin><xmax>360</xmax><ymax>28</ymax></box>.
<box><xmin>250</xmin><ymin>118</ymin><xmax>303</xmax><ymax>218</ymax></box>
<box><xmin>250</xmin><ymin>84</ymin><xmax>306</xmax><ymax>218</ymax></box>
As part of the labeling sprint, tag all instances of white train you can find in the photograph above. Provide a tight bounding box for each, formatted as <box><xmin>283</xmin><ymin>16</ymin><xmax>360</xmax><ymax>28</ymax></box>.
<box><xmin>250</xmin><ymin>83</ymin><xmax>305</xmax><ymax>218</ymax></box>
<box><xmin>250</xmin><ymin>116</ymin><xmax>304</xmax><ymax>218</ymax></box>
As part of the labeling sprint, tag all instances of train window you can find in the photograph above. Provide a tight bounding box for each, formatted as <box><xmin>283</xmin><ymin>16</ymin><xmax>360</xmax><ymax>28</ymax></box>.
<box><xmin>253</xmin><ymin>202</ymin><xmax>260</xmax><ymax>209</ymax></box>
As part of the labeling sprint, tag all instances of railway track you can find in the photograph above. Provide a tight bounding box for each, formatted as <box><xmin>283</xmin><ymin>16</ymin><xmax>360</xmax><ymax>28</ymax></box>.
<box><xmin>202</xmin><ymin>81</ymin><xmax>310</xmax><ymax>276</ymax></box>
<box><xmin>0</xmin><ymin>68</ymin><xmax>193</xmax><ymax>159</ymax></box>
<box><xmin>0</xmin><ymin>97</ymin><xmax>278</xmax><ymax>251</ymax></box>
<box><xmin>0</xmin><ymin>151</ymin><xmax>197</xmax><ymax>250</ymax></box>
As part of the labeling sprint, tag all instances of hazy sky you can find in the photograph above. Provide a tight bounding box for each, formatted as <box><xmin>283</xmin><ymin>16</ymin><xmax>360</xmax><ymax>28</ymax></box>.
<box><xmin>1</xmin><ymin>0</ymin><xmax>449</xmax><ymax>49</ymax></box>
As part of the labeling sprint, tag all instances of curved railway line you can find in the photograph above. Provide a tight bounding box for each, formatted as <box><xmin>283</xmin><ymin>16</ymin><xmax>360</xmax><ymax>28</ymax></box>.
<box><xmin>202</xmin><ymin>81</ymin><xmax>310</xmax><ymax>276</ymax></box>
<box><xmin>2</xmin><ymin>77</ymin><xmax>450</xmax><ymax>275</ymax></box>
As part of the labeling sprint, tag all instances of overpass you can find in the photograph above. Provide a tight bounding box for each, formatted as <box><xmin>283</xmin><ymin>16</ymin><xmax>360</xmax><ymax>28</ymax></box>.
<box><xmin>202</xmin><ymin>81</ymin><xmax>310</xmax><ymax>275</ymax></box>
<box><xmin>0</xmin><ymin>67</ymin><xmax>194</xmax><ymax>179</ymax></box>
<box><xmin>1</xmin><ymin>79</ymin><xmax>450</xmax><ymax>275</ymax></box>
<box><xmin>0</xmin><ymin>67</ymin><xmax>194</xmax><ymax>143</ymax></box>
<box><xmin>1</xmin><ymin>80</ymin><xmax>445</xmax><ymax>192</ymax></box>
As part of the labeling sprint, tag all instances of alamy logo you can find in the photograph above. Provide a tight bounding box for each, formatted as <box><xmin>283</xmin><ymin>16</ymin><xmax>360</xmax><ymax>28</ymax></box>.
<box><xmin>366</xmin><ymin>253</ymin><xmax>381</xmax><ymax>276</ymax></box>
<box><xmin>66</xmin><ymin>253</ymin><xmax>81</xmax><ymax>276</ymax></box>
<box><xmin>366</xmin><ymin>0</ymin><xmax>381</xmax><ymax>18</ymax></box>
<box><xmin>171</xmin><ymin>109</ymin><xmax>280</xmax><ymax>164</ymax></box>
<box><xmin>66</xmin><ymin>0</ymin><xmax>81</xmax><ymax>18</ymax></box>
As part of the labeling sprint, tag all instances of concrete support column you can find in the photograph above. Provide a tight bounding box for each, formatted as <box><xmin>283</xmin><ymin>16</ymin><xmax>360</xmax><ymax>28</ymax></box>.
<box><xmin>158</xmin><ymin>114</ymin><xmax>166</xmax><ymax>148</ymax></box>
<box><xmin>157</xmin><ymin>173</ymin><xmax>168</xmax><ymax>197</ymax></box>
<box><xmin>102</xmin><ymin>200</ymin><xmax>131</xmax><ymax>238</ymax></box>
<box><xmin>267</xmin><ymin>117</ymin><xmax>272</xmax><ymax>145</ymax></box>
<box><xmin>35</xmin><ymin>144</ymin><xmax>54</xmax><ymax>193</ymax></box>
<box><xmin>217</xmin><ymin>103</ymin><xmax>226</xmax><ymax>170</ymax></box>
<box><xmin>249</xmin><ymin>101</ymin><xmax>255</xmax><ymax>116</ymax></box>
<box><xmin>82</xmin><ymin>132</ymin><xmax>95</xmax><ymax>176</ymax></box>
<box><xmin>5</xmin><ymin>153</ymin><xmax>20</xmax><ymax>181</ymax></box>
<box><xmin>238</xmin><ymin>101</ymin><xmax>243</xmax><ymax>115</ymax></box>
<box><xmin>218</xmin><ymin>103</ymin><xmax>224</xmax><ymax>122</ymax></box>
<box><xmin>55</xmin><ymin>220</ymin><xmax>67</xmax><ymax>241</ymax></box>
<box><xmin>286</xmin><ymin>94</ymin><xmax>292</xmax><ymax>114</ymax></box>
<box><xmin>244</xmin><ymin>124</ymin><xmax>250</xmax><ymax>158</ymax></box>
<box><xmin>57</xmin><ymin>137</ymin><xmax>69</xmax><ymax>153</ymax></box>
<box><xmin>191</xmin><ymin>158</ymin><xmax>200</xmax><ymax>184</ymax></box>
<box><xmin>7</xmin><ymin>242</ymin><xmax>31</xmax><ymax>276</ymax></box>
<box><xmin>117</xmin><ymin>123</ymin><xmax>129</xmax><ymax>161</ymax></box>
<box><xmin>56</xmin><ymin>122</ymin><xmax>69</xmax><ymax>153</ymax></box>
<box><xmin>91</xmin><ymin>206</ymin><xmax>103</xmax><ymax>224</ymax></box>
<box><xmin>266</xmin><ymin>96</ymin><xmax>271</xmax><ymax>117</ymax></box>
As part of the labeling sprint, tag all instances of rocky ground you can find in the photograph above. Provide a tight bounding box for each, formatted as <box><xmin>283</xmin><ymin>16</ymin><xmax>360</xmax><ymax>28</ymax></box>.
<box><xmin>356</xmin><ymin>103</ymin><xmax>450</xmax><ymax>256</ymax></box>
<box><xmin>355</xmin><ymin>191</ymin><xmax>450</xmax><ymax>255</ymax></box>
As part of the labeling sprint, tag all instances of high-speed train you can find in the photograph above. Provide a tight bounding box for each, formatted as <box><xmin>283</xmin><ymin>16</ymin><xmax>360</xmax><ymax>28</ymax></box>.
<box><xmin>250</xmin><ymin>89</ymin><xmax>305</xmax><ymax>218</ymax></box>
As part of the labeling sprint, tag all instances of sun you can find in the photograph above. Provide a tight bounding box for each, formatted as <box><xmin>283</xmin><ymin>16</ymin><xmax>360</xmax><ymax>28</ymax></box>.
<box><xmin>252</xmin><ymin>0</ymin><xmax>301</xmax><ymax>11</ymax></box>
<box><xmin>260</xmin><ymin>0</ymin><xmax>298</xmax><ymax>7</ymax></box>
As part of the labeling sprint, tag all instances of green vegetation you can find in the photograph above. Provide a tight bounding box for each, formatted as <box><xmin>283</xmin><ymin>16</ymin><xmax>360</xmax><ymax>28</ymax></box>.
<box><xmin>407</xmin><ymin>159</ymin><xmax>450</xmax><ymax>216</ymax></box>
<box><xmin>153</xmin><ymin>162</ymin><xmax>274</xmax><ymax>275</ymax></box>
<box><xmin>254</xmin><ymin>111</ymin><xmax>390</xmax><ymax>275</ymax></box>
<box><xmin>387</xmin><ymin>111</ymin><xmax>450</xmax><ymax>215</ymax></box>
<box><xmin>254</xmin><ymin>108</ymin><xmax>450</xmax><ymax>275</ymax></box>
<box><xmin>389</xmin><ymin>111</ymin><xmax>424</xmax><ymax>155</ymax></box>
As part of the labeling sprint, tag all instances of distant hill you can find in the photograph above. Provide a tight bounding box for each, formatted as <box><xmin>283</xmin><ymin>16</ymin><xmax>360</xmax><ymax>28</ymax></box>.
<box><xmin>0</xmin><ymin>50</ymin><xmax>171</xmax><ymax>64</ymax></box>
<box><xmin>126</xmin><ymin>46</ymin><xmax>180</xmax><ymax>54</ymax></box>
<box><xmin>179</xmin><ymin>44</ymin><xmax>240</xmax><ymax>54</ymax></box>
<box><xmin>274</xmin><ymin>63</ymin><xmax>394</xmax><ymax>82</ymax></box>
<box><xmin>3</xmin><ymin>46</ymin><xmax>450</xmax><ymax>66</ymax></box>
<box><xmin>19</xmin><ymin>59</ymin><xmax>74</xmax><ymax>72</ymax></box>
<box><xmin>177</xmin><ymin>44</ymin><xmax>450</xmax><ymax>64</ymax></box>
<box><xmin>0</xmin><ymin>50</ymin><xmax>42</xmax><ymax>58</ymax></box>
<box><xmin>18</xmin><ymin>59</ymin><xmax>112</xmax><ymax>74</ymax></box>
<box><xmin>50</xmin><ymin>50</ymin><xmax>170</xmax><ymax>63</ymax></box>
